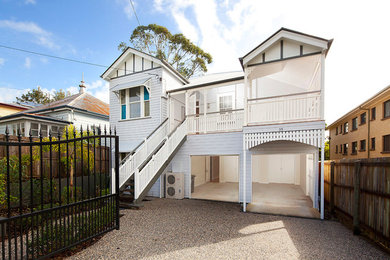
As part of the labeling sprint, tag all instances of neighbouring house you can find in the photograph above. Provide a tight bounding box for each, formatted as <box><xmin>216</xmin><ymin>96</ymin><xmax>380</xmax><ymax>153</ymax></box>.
<box><xmin>0</xmin><ymin>102</ymin><xmax>31</xmax><ymax>117</ymax></box>
<box><xmin>328</xmin><ymin>85</ymin><xmax>390</xmax><ymax>160</ymax></box>
<box><xmin>103</xmin><ymin>28</ymin><xmax>332</xmax><ymax>219</ymax></box>
<box><xmin>0</xmin><ymin>82</ymin><xmax>109</xmax><ymax>137</ymax></box>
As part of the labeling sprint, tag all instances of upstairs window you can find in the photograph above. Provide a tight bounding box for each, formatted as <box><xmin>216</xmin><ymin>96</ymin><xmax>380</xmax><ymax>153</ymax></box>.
<box><xmin>336</xmin><ymin>127</ymin><xmax>338</xmax><ymax>135</ymax></box>
<box><xmin>371</xmin><ymin>107</ymin><xmax>376</xmax><ymax>120</ymax></box>
<box><xmin>371</xmin><ymin>137</ymin><xmax>376</xmax><ymax>150</ymax></box>
<box><xmin>344</xmin><ymin>122</ymin><xmax>348</xmax><ymax>134</ymax></box>
<box><xmin>336</xmin><ymin>145</ymin><xmax>338</xmax><ymax>154</ymax></box>
<box><xmin>360</xmin><ymin>112</ymin><xmax>366</xmax><ymax>125</ymax></box>
<box><xmin>120</xmin><ymin>86</ymin><xmax>150</xmax><ymax>120</ymax></box>
<box><xmin>384</xmin><ymin>100</ymin><xmax>390</xmax><ymax>119</ymax></box>
<box><xmin>352</xmin><ymin>117</ymin><xmax>358</xmax><ymax>131</ymax></box>
<box><xmin>383</xmin><ymin>135</ymin><xmax>390</xmax><ymax>153</ymax></box>
<box><xmin>360</xmin><ymin>139</ymin><xmax>366</xmax><ymax>151</ymax></box>
<box><xmin>343</xmin><ymin>143</ymin><xmax>348</xmax><ymax>155</ymax></box>
<box><xmin>340</xmin><ymin>144</ymin><xmax>343</xmax><ymax>154</ymax></box>
<box><xmin>351</xmin><ymin>141</ymin><xmax>357</xmax><ymax>154</ymax></box>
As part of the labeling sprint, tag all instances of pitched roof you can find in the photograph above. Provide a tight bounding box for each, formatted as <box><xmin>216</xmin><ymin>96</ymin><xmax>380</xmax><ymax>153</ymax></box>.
<box><xmin>0</xmin><ymin>112</ymin><xmax>70</xmax><ymax>124</ymax></box>
<box><xmin>0</xmin><ymin>102</ymin><xmax>31</xmax><ymax>110</ymax></box>
<box><xmin>25</xmin><ymin>92</ymin><xmax>109</xmax><ymax>116</ymax></box>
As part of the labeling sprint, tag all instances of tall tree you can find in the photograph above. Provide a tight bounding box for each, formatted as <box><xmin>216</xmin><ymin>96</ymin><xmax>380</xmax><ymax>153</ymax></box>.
<box><xmin>52</xmin><ymin>89</ymin><xmax>71</xmax><ymax>101</ymax></box>
<box><xmin>119</xmin><ymin>24</ymin><xmax>213</xmax><ymax>78</ymax></box>
<box><xmin>16</xmin><ymin>86</ymin><xmax>51</xmax><ymax>105</ymax></box>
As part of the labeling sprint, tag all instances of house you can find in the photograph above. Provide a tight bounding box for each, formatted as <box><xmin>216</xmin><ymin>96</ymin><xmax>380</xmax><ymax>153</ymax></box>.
<box><xmin>328</xmin><ymin>85</ymin><xmax>390</xmax><ymax>160</ymax></box>
<box><xmin>103</xmin><ymin>28</ymin><xmax>332</xmax><ymax>219</ymax></box>
<box><xmin>0</xmin><ymin>82</ymin><xmax>109</xmax><ymax>137</ymax></box>
<box><xmin>0</xmin><ymin>102</ymin><xmax>31</xmax><ymax>117</ymax></box>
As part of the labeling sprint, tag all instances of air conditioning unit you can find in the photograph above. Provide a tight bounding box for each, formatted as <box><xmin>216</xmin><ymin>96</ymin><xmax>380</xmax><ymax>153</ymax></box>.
<box><xmin>165</xmin><ymin>172</ymin><xmax>184</xmax><ymax>199</ymax></box>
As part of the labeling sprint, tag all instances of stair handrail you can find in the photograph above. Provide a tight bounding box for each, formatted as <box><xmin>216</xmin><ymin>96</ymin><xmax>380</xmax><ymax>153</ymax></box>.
<box><xmin>119</xmin><ymin>118</ymin><xmax>170</xmax><ymax>189</ymax></box>
<box><xmin>134</xmin><ymin>118</ymin><xmax>187</xmax><ymax>199</ymax></box>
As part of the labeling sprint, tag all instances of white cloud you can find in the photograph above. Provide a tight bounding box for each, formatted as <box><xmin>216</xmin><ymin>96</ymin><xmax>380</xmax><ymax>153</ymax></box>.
<box><xmin>153</xmin><ymin>0</ymin><xmax>390</xmax><ymax>124</ymax></box>
<box><xmin>25</xmin><ymin>0</ymin><xmax>36</xmax><ymax>4</ymax></box>
<box><xmin>0</xmin><ymin>58</ymin><xmax>4</xmax><ymax>66</ymax></box>
<box><xmin>0</xmin><ymin>20</ymin><xmax>58</xmax><ymax>49</ymax></box>
<box><xmin>24</xmin><ymin>57</ymin><xmax>31</xmax><ymax>69</ymax></box>
<box><xmin>66</xmin><ymin>80</ymin><xmax>109</xmax><ymax>103</ymax></box>
<box><xmin>116</xmin><ymin>0</ymin><xmax>135</xmax><ymax>20</ymax></box>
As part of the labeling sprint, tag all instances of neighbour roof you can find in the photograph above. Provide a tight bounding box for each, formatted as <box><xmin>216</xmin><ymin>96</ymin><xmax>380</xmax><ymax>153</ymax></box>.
<box><xmin>0</xmin><ymin>112</ymin><xmax>70</xmax><ymax>124</ymax></box>
<box><xmin>167</xmin><ymin>71</ymin><xmax>244</xmax><ymax>93</ymax></box>
<box><xmin>327</xmin><ymin>85</ymin><xmax>390</xmax><ymax>129</ymax></box>
<box><xmin>0</xmin><ymin>102</ymin><xmax>31</xmax><ymax>110</ymax></box>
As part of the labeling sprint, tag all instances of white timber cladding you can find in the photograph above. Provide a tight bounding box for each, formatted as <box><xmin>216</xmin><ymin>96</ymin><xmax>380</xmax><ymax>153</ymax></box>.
<box><xmin>109</xmin><ymin>68</ymin><xmax>164</xmax><ymax>151</ymax></box>
<box><xmin>169</xmin><ymin>131</ymin><xmax>252</xmax><ymax>202</ymax></box>
<box><xmin>71</xmin><ymin>111</ymin><xmax>109</xmax><ymax>131</ymax></box>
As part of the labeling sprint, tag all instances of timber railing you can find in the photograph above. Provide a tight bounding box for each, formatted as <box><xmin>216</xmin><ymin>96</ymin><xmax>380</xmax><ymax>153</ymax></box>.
<box><xmin>323</xmin><ymin>159</ymin><xmax>390</xmax><ymax>250</ymax></box>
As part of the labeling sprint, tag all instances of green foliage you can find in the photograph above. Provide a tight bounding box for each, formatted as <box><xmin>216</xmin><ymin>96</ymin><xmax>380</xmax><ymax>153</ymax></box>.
<box><xmin>16</xmin><ymin>87</ymin><xmax>72</xmax><ymax>105</ymax></box>
<box><xmin>119</xmin><ymin>24</ymin><xmax>213</xmax><ymax>78</ymax></box>
<box><xmin>52</xmin><ymin>89</ymin><xmax>71</xmax><ymax>101</ymax></box>
<box><xmin>319</xmin><ymin>140</ymin><xmax>330</xmax><ymax>160</ymax></box>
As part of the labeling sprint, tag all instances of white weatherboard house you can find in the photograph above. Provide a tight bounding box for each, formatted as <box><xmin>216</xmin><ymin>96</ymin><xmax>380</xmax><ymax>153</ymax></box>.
<box><xmin>102</xmin><ymin>28</ymin><xmax>332</xmax><ymax>219</ymax></box>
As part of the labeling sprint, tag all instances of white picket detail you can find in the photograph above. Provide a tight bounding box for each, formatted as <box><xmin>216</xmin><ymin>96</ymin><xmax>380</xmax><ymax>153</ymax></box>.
<box><xmin>244</xmin><ymin>128</ymin><xmax>324</xmax><ymax>149</ymax></box>
<box><xmin>187</xmin><ymin>110</ymin><xmax>244</xmax><ymax>134</ymax></box>
<box><xmin>118</xmin><ymin>119</ymin><xmax>170</xmax><ymax>188</ymax></box>
<box><xmin>134</xmin><ymin>119</ymin><xmax>188</xmax><ymax>199</ymax></box>
<box><xmin>248</xmin><ymin>91</ymin><xmax>321</xmax><ymax>125</ymax></box>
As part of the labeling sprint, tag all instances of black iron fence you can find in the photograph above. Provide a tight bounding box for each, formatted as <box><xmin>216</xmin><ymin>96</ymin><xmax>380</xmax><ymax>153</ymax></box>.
<box><xmin>0</xmin><ymin>125</ymin><xmax>119</xmax><ymax>259</ymax></box>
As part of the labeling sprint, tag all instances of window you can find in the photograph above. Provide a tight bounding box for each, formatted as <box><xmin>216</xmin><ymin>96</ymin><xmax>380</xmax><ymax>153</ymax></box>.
<box><xmin>371</xmin><ymin>137</ymin><xmax>376</xmax><ymax>150</ymax></box>
<box><xmin>371</xmin><ymin>107</ymin><xmax>376</xmax><ymax>120</ymax></box>
<box><xmin>344</xmin><ymin>122</ymin><xmax>348</xmax><ymax>134</ymax></box>
<box><xmin>340</xmin><ymin>125</ymin><xmax>343</xmax><ymax>134</ymax></box>
<box><xmin>31</xmin><ymin>123</ymin><xmax>39</xmax><ymax>137</ymax></box>
<box><xmin>383</xmin><ymin>135</ymin><xmax>390</xmax><ymax>152</ymax></box>
<box><xmin>144</xmin><ymin>86</ymin><xmax>150</xmax><ymax>117</ymax></box>
<box><xmin>343</xmin><ymin>143</ymin><xmax>348</xmax><ymax>155</ymax></box>
<box><xmin>120</xmin><ymin>89</ymin><xmax>126</xmax><ymax>120</ymax></box>
<box><xmin>360</xmin><ymin>112</ymin><xmax>366</xmax><ymax>125</ymax></box>
<box><xmin>336</xmin><ymin>145</ymin><xmax>338</xmax><ymax>154</ymax></box>
<box><xmin>352</xmin><ymin>117</ymin><xmax>358</xmax><ymax>131</ymax></box>
<box><xmin>129</xmin><ymin>87</ymin><xmax>141</xmax><ymax>118</ymax></box>
<box><xmin>352</xmin><ymin>141</ymin><xmax>357</xmax><ymax>154</ymax></box>
<box><xmin>340</xmin><ymin>144</ymin><xmax>343</xmax><ymax>154</ymax></box>
<box><xmin>12</xmin><ymin>123</ymin><xmax>25</xmax><ymax>136</ymax></box>
<box><xmin>336</xmin><ymin>127</ymin><xmax>338</xmax><ymax>135</ymax></box>
<box><xmin>41</xmin><ymin>124</ymin><xmax>48</xmax><ymax>137</ymax></box>
<box><xmin>384</xmin><ymin>100</ymin><xmax>390</xmax><ymax>119</ymax></box>
<box><xmin>360</xmin><ymin>139</ymin><xmax>366</xmax><ymax>151</ymax></box>
<box><xmin>51</xmin><ymin>126</ymin><xmax>59</xmax><ymax>136</ymax></box>
<box><xmin>219</xmin><ymin>95</ymin><xmax>233</xmax><ymax>112</ymax></box>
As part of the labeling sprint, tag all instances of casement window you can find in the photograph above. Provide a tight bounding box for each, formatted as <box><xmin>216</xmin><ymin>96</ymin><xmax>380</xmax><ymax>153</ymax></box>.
<box><xmin>340</xmin><ymin>144</ymin><xmax>343</xmax><ymax>154</ymax></box>
<box><xmin>340</xmin><ymin>125</ymin><xmax>343</xmax><ymax>134</ymax></box>
<box><xmin>360</xmin><ymin>139</ymin><xmax>366</xmax><ymax>151</ymax></box>
<box><xmin>336</xmin><ymin>127</ymin><xmax>338</xmax><ymax>135</ymax></box>
<box><xmin>12</xmin><ymin>123</ymin><xmax>25</xmax><ymax>136</ymax></box>
<box><xmin>51</xmin><ymin>125</ymin><xmax>59</xmax><ymax>136</ymax></box>
<box><xmin>384</xmin><ymin>100</ymin><xmax>390</xmax><ymax>119</ymax></box>
<box><xmin>360</xmin><ymin>112</ymin><xmax>366</xmax><ymax>125</ymax></box>
<box><xmin>343</xmin><ymin>143</ymin><xmax>348</xmax><ymax>155</ymax></box>
<box><xmin>371</xmin><ymin>107</ymin><xmax>376</xmax><ymax>120</ymax></box>
<box><xmin>351</xmin><ymin>141</ymin><xmax>357</xmax><ymax>154</ymax></box>
<box><xmin>31</xmin><ymin>123</ymin><xmax>39</xmax><ymax>137</ymax></box>
<box><xmin>344</xmin><ymin>122</ymin><xmax>348</xmax><ymax>134</ymax></box>
<box><xmin>383</xmin><ymin>135</ymin><xmax>390</xmax><ymax>152</ymax></box>
<box><xmin>352</xmin><ymin>117</ymin><xmax>358</xmax><ymax>131</ymax></box>
<box><xmin>120</xmin><ymin>86</ymin><xmax>150</xmax><ymax>120</ymax></box>
<box><xmin>371</xmin><ymin>137</ymin><xmax>376</xmax><ymax>150</ymax></box>
<box><xmin>218</xmin><ymin>95</ymin><xmax>233</xmax><ymax>112</ymax></box>
<box><xmin>41</xmin><ymin>124</ymin><xmax>48</xmax><ymax>137</ymax></box>
<box><xmin>336</xmin><ymin>145</ymin><xmax>338</xmax><ymax>154</ymax></box>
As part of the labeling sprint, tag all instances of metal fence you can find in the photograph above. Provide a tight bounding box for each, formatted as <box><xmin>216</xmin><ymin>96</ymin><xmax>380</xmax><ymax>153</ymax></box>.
<box><xmin>323</xmin><ymin>158</ymin><xmax>390</xmax><ymax>250</ymax></box>
<box><xmin>0</xmin><ymin>125</ymin><xmax>119</xmax><ymax>259</ymax></box>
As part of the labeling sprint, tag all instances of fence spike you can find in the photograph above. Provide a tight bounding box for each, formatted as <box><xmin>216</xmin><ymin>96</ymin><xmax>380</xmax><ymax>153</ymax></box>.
<box><xmin>80</xmin><ymin>125</ymin><xmax>84</xmax><ymax>136</ymax></box>
<box><xmin>65</xmin><ymin>126</ymin><xmax>69</xmax><ymax>140</ymax></box>
<box><xmin>17</xmin><ymin>127</ymin><xmax>21</xmax><ymax>140</ymax></box>
<box><xmin>104</xmin><ymin>124</ymin><xmax>107</xmax><ymax>135</ymax></box>
<box><xmin>29</xmin><ymin>127</ymin><xmax>32</xmax><ymax>139</ymax></box>
<box><xmin>5</xmin><ymin>125</ymin><xmax>9</xmax><ymax>136</ymax></box>
<box><xmin>92</xmin><ymin>124</ymin><xmax>96</xmax><ymax>135</ymax></box>
<box><xmin>98</xmin><ymin>124</ymin><xmax>101</xmax><ymax>135</ymax></box>
<box><xmin>39</xmin><ymin>126</ymin><xmax>43</xmax><ymax>140</ymax></box>
<box><xmin>114</xmin><ymin>126</ymin><xmax>117</xmax><ymax>135</ymax></box>
<box><xmin>109</xmin><ymin>126</ymin><xmax>112</xmax><ymax>135</ymax></box>
<box><xmin>87</xmin><ymin>125</ymin><xmax>90</xmax><ymax>136</ymax></box>
<box><xmin>49</xmin><ymin>128</ymin><xmax>52</xmax><ymax>139</ymax></box>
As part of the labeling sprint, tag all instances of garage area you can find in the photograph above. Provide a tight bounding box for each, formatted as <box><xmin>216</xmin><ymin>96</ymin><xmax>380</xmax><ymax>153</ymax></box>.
<box><xmin>190</xmin><ymin>155</ymin><xmax>239</xmax><ymax>202</ymax></box>
<box><xmin>248</xmin><ymin>141</ymin><xmax>319</xmax><ymax>218</ymax></box>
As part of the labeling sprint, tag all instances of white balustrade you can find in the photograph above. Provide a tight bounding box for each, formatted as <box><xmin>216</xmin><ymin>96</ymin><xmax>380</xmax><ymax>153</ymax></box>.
<box><xmin>187</xmin><ymin>110</ymin><xmax>244</xmax><ymax>134</ymax></box>
<box><xmin>118</xmin><ymin>119</ymin><xmax>170</xmax><ymax>188</ymax></box>
<box><xmin>134</xmin><ymin>119</ymin><xmax>188</xmax><ymax>199</ymax></box>
<box><xmin>247</xmin><ymin>91</ymin><xmax>321</xmax><ymax>125</ymax></box>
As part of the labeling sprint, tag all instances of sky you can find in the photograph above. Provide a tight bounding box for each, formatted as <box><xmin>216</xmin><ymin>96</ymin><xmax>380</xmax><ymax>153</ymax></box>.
<box><xmin>0</xmin><ymin>0</ymin><xmax>390</xmax><ymax>124</ymax></box>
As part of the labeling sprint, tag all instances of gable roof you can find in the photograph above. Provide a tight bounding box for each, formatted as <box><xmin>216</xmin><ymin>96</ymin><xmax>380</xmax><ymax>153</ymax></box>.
<box><xmin>240</xmin><ymin>27</ymin><xmax>333</xmax><ymax>67</ymax></box>
<box><xmin>101</xmin><ymin>47</ymin><xmax>189</xmax><ymax>84</ymax></box>
<box><xmin>23</xmin><ymin>92</ymin><xmax>109</xmax><ymax>116</ymax></box>
<box><xmin>0</xmin><ymin>112</ymin><xmax>70</xmax><ymax>124</ymax></box>
<box><xmin>0</xmin><ymin>102</ymin><xmax>31</xmax><ymax>110</ymax></box>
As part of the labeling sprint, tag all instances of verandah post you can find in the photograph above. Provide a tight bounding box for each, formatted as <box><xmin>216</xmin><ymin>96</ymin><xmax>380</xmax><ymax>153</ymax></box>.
<box><xmin>353</xmin><ymin>161</ymin><xmax>361</xmax><ymax>235</ymax></box>
<box><xmin>115</xmin><ymin>133</ymin><xmax>120</xmax><ymax>230</ymax></box>
<box><xmin>330</xmin><ymin>161</ymin><xmax>335</xmax><ymax>216</ymax></box>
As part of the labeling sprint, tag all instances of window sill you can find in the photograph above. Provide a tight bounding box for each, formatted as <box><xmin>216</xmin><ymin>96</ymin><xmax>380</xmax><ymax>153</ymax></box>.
<box><xmin>119</xmin><ymin>116</ymin><xmax>151</xmax><ymax>122</ymax></box>
<box><xmin>351</xmin><ymin>128</ymin><xmax>358</xmax><ymax>132</ymax></box>
<box><xmin>350</xmin><ymin>152</ymin><xmax>357</xmax><ymax>155</ymax></box>
<box><xmin>359</xmin><ymin>149</ymin><xmax>366</xmax><ymax>152</ymax></box>
<box><xmin>343</xmin><ymin>132</ymin><xmax>348</xmax><ymax>135</ymax></box>
<box><xmin>359</xmin><ymin>123</ymin><xmax>366</xmax><ymax>126</ymax></box>
<box><xmin>370</xmin><ymin>148</ymin><xmax>375</xmax><ymax>151</ymax></box>
<box><xmin>342</xmin><ymin>153</ymin><xmax>348</xmax><ymax>156</ymax></box>
<box><xmin>381</xmin><ymin>116</ymin><xmax>390</xmax><ymax>121</ymax></box>
<box><xmin>381</xmin><ymin>151</ymin><xmax>390</xmax><ymax>154</ymax></box>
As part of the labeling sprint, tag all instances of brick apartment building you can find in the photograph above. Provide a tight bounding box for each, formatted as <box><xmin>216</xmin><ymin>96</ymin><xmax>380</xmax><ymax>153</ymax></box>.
<box><xmin>328</xmin><ymin>85</ymin><xmax>390</xmax><ymax>159</ymax></box>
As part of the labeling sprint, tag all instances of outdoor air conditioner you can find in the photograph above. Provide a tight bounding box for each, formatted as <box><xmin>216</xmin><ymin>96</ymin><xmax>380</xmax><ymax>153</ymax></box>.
<box><xmin>165</xmin><ymin>172</ymin><xmax>185</xmax><ymax>199</ymax></box>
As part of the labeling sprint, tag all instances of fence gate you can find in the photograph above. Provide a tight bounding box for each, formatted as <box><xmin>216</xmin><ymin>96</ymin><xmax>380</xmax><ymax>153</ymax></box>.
<box><xmin>0</xmin><ymin>126</ymin><xmax>119</xmax><ymax>259</ymax></box>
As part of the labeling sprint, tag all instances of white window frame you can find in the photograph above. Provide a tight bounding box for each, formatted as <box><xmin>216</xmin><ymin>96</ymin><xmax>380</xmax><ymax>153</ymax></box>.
<box><xmin>217</xmin><ymin>93</ymin><xmax>235</xmax><ymax>112</ymax></box>
<box><xmin>121</xmin><ymin>86</ymin><xmax>150</xmax><ymax>120</ymax></box>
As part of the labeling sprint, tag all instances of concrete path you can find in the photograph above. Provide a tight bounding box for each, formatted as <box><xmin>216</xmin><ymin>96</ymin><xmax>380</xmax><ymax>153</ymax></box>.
<box><xmin>70</xmin><ymin>198</ymin><xmax>388</xmax><ymax>259</ymax></box>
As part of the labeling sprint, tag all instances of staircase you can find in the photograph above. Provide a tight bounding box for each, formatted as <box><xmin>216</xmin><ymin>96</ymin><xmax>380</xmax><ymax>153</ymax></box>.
<box><xmin>119</xmin><ymin>119</ymin><xmax>187</xmax><ymax>207</ymax></box>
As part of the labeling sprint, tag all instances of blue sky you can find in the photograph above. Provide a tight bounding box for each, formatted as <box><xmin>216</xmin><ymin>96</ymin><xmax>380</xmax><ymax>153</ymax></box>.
<box><xmin>1</xmin><ymin>0</ymin><xmax>390</xmax><ymax>124</ymax></box>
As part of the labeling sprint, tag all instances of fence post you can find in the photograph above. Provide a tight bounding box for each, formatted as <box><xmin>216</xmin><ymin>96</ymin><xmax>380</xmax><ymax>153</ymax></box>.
<box><xmin>330</xmin><ymin>161</ymin><xmax>335</xmax><ymax>216</ymax></box>
<box><xmin>115</xmin><ymin>135</ymin><xmax>120</xmax><ymax>230</ymax></box>
<box><xmin>353</xmin><ymin>161</ymin><xmax>361</xmax><ymax>235</ymax></box>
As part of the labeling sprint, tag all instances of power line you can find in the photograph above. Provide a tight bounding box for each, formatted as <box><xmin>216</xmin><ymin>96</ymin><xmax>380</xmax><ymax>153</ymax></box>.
<box><xmin>129</xmin><ymin>0</ymin><xmax>141</xmax><ymax>26</ymax></box>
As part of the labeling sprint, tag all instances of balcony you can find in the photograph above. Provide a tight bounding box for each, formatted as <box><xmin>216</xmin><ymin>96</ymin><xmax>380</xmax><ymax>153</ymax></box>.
<box><xmin>187</xmin><ymin>109</ymin><xmax>244</xmax><ymax>134</ymax></box>
<box><xmin>247</xmin><ymin>90</ymin><xmax>321</xmax><ymax>125</ymax></box>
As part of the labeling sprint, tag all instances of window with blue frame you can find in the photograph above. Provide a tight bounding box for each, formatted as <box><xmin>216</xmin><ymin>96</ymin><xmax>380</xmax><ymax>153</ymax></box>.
<box><xmin>120</xmin><ymin>89</ymin><xmax>126</xmax><ymax>119</ymax></box>
<box><xmin>120</xmin><ymin>86</ymin><xmax>150</xmax><ymax>120</ymax></box>
<box><xmin>144</xmin><ymin>86</ymin><xmax>150</xmax><ymax>117</ymax></box>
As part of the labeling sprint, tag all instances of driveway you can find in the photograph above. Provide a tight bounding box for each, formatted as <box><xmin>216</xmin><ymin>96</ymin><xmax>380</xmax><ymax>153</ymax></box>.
<box><xmin>70</xmin><ymin>198</ymin><xmax>388</xmax><ymax>259</ymax></box>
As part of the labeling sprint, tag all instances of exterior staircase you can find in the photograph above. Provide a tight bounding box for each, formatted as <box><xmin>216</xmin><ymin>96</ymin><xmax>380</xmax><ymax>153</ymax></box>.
<box><xmin>118</xmin><ymin>118</ymin><xmax>187</xmax><ymax>208</ymax></box>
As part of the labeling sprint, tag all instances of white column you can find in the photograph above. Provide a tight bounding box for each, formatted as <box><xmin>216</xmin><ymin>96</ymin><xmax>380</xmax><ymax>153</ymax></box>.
<box><xmin>244</xmin><ymin>69</ymin><xmax>249</xmax><ymax>126</ymax></box>
<box><xmin>320</xmin><ymin>53</ymin><xmax>325</xmax><ymax>120</ymax></box>
<box><xmin>320</xmin><ymin>130</ymin><xmax>325</xmax><ymax>219</ymax></box>
<box><xmin>203</xmin><ymin>89</ymin><xmax>207</xmax><ymax>133</ymax></box>
<box><xmin>185</xmin><ymin>91</ymin><xmax>189</xmax><ymax>116</ymax></box>
<box><xmin>243</xmin><ymin>135</ymin><xmax>247</xmax><ymax>212</ymax></box>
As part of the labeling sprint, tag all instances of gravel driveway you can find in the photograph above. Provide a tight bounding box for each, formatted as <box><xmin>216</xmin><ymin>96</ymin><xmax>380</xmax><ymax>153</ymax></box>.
<box><xmin>70</xmin><ymin>198</ymin><xmax>388</xmax><ymax>259</ymax></box>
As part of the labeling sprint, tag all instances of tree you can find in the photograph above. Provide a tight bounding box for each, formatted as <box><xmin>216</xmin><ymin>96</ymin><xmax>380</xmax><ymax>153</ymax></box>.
<box><xmin>16</xmin><ymin>87</ymin><xmax>71</xmax><ymax>105</ymax></box>
<box><xmin>16</xmin><ymin>86</ymin><xmax>51</xmax><ymax>105</ymax></box>
<box><xmin>119</xmin><ymin>24</ymin><xmax>213</xmax><ymax>78</ymax></box>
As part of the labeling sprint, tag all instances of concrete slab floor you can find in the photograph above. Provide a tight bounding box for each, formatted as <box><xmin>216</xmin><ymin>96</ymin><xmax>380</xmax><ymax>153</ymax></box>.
<box><xmin>191</xmin><ymin>182</ymin><xmax>239</xmax><ymax>202</ymax></box>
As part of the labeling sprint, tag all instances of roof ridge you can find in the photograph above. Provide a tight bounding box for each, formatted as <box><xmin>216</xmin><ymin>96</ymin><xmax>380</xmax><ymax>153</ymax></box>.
<box><xmin>68</xmin><ymin>92</ymin><xmax>85</xmax><ymax>106</ymax></box>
